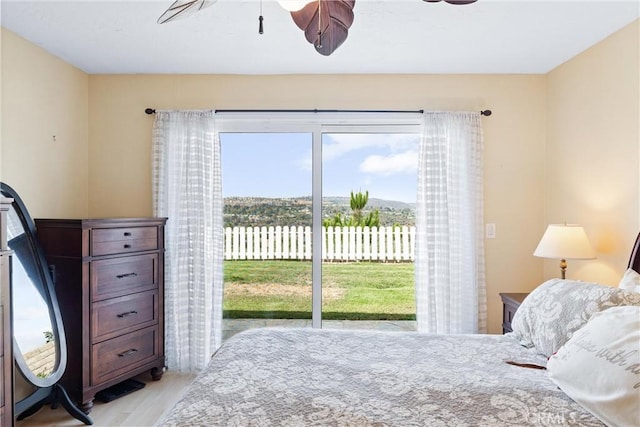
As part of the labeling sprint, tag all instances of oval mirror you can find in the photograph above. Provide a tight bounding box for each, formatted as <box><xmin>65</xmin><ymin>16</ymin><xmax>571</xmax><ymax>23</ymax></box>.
<box><xmin>10</xmin><ymin>216</ymin><xmax>61</xmax><ymax>383</ymax></box>
<box><xmin>1</xmin><ymin>184</ymin><xmax>66</xmax><ymax>388</ymax></box>
<box><xmin>1</xmin><ymin>183</ymin><xmax>91</xmax><ymax>425</ymax></box>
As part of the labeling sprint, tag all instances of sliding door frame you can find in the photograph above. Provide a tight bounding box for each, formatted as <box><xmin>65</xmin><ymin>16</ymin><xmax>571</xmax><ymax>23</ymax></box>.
<box><xmin>216</xmin><ymin>112</ymin><xmax>423</xmax><ymax>328</ymax></box>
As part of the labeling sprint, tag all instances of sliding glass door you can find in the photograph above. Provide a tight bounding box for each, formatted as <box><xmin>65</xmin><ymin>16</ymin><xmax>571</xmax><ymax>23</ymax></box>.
<box><xmin>321</xmin><ymin>132</ymin><xmax>419</xmax><ymax>324</ymax></box>
<box><xmin>220</xmin><ymin>132</ymin><xmax>313</xmax><ymax>338</ymax></box>
<box><xmin>218</xmin><ymin>114</ymin><xmax>421</xmax><ymax>336</ymax></box>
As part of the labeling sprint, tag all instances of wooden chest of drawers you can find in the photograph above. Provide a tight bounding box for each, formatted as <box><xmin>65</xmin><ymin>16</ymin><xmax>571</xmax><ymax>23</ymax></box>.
<box><xmin>35</xmin><ymin>218</ymin><xmax>167</xmax><ymax>413</ymax></box>
<box><xmin>499</xmin><ymin>292</ymin><xmax>528</xmax><ymax>334</ymax></box>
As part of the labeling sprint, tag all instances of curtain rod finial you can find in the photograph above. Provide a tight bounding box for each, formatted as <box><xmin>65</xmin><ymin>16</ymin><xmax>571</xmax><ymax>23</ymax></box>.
<box><xmin>145</xmin><ymin>108</ymin><xmax>156</xmax><ymax>115</ymax></box>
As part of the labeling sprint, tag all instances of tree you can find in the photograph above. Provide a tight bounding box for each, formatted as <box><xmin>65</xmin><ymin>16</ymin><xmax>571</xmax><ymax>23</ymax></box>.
<box><xmin>350</xmin><ymin>190</ymin><xmax>368</xmax><ymax>225</ymax></box>
<box><xmin>323</xmin><ymin>190</ymin><xmax>380</xmax><ymax>227</ymax></box>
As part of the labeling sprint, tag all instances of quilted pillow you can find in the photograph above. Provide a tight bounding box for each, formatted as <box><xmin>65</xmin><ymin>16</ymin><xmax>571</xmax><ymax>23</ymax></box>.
<box><xmin>618</xmin><ymin>268</ymin><xmax>640</xmax><ymax>293</ymax></box>
<box><xmin>510</xmin><ymin>278</ymin><xmax>640</xmax><ymax>357</ymax></box>
<box><xmin>547</xmin><ymin>306</ymin><xmax>640</xmax><ymax>427</ymax></box>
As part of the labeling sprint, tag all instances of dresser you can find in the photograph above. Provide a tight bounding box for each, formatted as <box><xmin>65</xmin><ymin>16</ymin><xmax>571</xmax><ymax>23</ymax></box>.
<box><xmin>499</xmin><ymin>292</ymin><xmax>528</xmax><ymax>334</ymax></box>
<box><xmin>0</xmin><ymin>197</ymin><xmax>13</xmax><ymax>427</ymax></box>
<box><xmin>34</xmin><ymin>218</ymin><xmax>167</xmax><ymax>413</ymax></box>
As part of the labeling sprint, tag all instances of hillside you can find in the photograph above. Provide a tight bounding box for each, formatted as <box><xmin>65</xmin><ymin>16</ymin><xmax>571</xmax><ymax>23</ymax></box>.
<box><xmin>224</xmin><ymin>196</ymin><xmax>415</xmax><ymax>228</ymax></box>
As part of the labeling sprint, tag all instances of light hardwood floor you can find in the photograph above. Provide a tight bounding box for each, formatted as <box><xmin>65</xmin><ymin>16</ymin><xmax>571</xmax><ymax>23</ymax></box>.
<box><xmin>15</xmin><ymin>371</ymin><xmax>196</xmax><ymax>427</ymax></box>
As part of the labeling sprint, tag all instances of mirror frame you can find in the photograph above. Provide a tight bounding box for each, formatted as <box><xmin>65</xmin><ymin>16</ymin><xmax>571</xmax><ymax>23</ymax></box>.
<box><xmin>0</xmin><ymin>182</ymin><xmax>67</xmax><ymax>388</ymax></box>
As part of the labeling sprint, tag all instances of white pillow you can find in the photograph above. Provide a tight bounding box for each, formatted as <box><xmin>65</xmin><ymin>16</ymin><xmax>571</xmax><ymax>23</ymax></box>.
<box><xmin>510</xmin><ymin>279</ymin><xmax>640</xmax><ymax>357</ymax></box>
<box><xmin>619</xmin><ymin>268</ymin><xmax>640</xmax><ymax>293</ymax></box>
<box><xmin>547</xmin><ymin>306</ymin><xmax>640</xmax><ymax>427</ymax></box>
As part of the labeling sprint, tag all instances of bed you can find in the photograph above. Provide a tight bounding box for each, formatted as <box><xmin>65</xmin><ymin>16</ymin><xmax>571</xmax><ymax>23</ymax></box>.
<box><xmin>158</xmin><ymin>234</ymin><xmax>640</xmax><ymax>426</ymax></box>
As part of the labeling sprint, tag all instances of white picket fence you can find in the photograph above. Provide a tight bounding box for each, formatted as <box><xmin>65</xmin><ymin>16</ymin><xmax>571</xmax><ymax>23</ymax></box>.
<box><xmin>224</xmin><ymin>226</ymin><xmax>415</xmax><ymax>262</ymax></box>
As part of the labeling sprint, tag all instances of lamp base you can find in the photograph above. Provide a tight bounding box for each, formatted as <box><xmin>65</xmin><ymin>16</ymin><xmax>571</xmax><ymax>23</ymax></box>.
<box><xmin>560</xmin><ymin>258</ymin><xmax>567</xmax><ymax>279</ymax></box>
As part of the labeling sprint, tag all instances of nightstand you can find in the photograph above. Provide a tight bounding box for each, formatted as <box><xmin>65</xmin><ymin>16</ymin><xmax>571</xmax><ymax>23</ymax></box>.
<box><xmin>499</xmin><ymin>293</ymin><xmax>529</xmax><ymax>334</ymax></box>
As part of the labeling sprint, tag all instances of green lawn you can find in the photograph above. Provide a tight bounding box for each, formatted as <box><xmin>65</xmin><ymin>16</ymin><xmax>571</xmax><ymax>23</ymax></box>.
<box><xmin>223</xmin><ymin>260</ymin><xmax>416</xmax><ymax>320</ymax></box>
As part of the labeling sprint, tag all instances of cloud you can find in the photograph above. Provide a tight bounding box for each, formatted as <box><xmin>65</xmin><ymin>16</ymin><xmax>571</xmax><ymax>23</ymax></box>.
<box><xmin>359</xmin><ymin>150</ymin><xmax>418</xmax><ymax>176</ymax></box>
<box><xmin>297</xmin><ymin>133</ymin><xmax>420</xmax><ymax>171</ymax></box>
<box><xmin>323</xmin><ymin>133</ymin><xmax>419</xmax><ymax>162</ymax></box>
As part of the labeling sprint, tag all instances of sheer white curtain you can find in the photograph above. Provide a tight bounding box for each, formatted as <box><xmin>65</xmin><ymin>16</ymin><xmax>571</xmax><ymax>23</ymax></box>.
<box><xmin>415</xmin><ymin>112</ymin><xmax>486</xmax><ymax>334</ymax></box>
<box><xmin>151</xmin><ymin>110</ymin><xmax>224</xmax><ymax>372</ymax></box>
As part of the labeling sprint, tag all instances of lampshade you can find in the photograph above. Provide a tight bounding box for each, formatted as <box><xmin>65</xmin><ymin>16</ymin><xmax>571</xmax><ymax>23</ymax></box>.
<box><xmin>534</xmin><ymin>224</ymin><xmax>596</xmax><ymax>260</ymax></box>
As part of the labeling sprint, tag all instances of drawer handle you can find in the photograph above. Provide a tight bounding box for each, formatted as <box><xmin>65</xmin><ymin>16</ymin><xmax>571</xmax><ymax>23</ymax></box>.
<box><xmin>118</xmin><ymin>348</ymin><xmax>138</xmax><ymax>358</ymax></box>
<box><xmin>124</xmin><ymin>244</ymin><xmax>132</xmax><ymax>249</ymax></box>
<box><xmin>124</xmin><ymin>232</ymin><xmax>132</xmax><ymax>237</ymax></box>
<box><xmin>116</xmin><ymin>310</ymin><xmax>138</xmax><ymax>318</ymax></box>
<box><xmin>116</xmin><ymin>272</ymin><xmax>138</xmax><ymax>279</ymax></box>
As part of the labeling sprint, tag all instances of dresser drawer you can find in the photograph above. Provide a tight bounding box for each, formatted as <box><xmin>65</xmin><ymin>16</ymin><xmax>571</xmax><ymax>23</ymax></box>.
<box><xmin>92</xmin><ymin>290</ymin><xmax>159</xmax><ymax>342</ymax></box>
<box><xmin>91</xmin><ymin>326</ymin><xmax>159</xmax><ymax>385</ymax></box>
<box><xmin>91</xmin><ymin>253</ymin><xmax>158</xmax><ymax>301</ymax></box>
<box><xmin>92</xmin><ymin>226</ymin><xmax>158</xmax><ymax>256</ymax></box>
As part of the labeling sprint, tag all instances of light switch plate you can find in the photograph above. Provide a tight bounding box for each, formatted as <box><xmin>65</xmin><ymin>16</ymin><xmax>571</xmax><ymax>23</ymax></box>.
<box><xmin>486</xmin><ymin>223</ymin><xmax>496</xmax><ymax>239</ymax></box>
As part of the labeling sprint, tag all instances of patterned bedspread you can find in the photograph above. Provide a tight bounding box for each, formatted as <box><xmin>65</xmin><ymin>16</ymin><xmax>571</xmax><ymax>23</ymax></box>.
<box><xmin>158</xmin><ymin>328</ymin><xmax>603</xmax><ymax>426</ymax></box>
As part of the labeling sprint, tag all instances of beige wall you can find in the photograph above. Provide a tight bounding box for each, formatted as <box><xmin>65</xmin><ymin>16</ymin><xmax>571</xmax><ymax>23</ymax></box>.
<box><xmin>88</xmin><ymin>73</ymin><xmax>546</xmax><ymax>333</ymax></box>
<box><xmin>3</xmin><ymin>21</ymin><xmax>638</xmax><ymax>334</ymax></box>
<box><xmin>1</xmin><ymin>28</ymin><xmax>90</xmax><ymax>401</ymax></box>
<box><xmin>546</xmin><ymin>19</ymin><xmax>640</xmax><ymax>285</ymax></box>
<box><xmin>1</xmin><ymin>28</ymin><xmax>89</xmax><ymax>218</ymax></box>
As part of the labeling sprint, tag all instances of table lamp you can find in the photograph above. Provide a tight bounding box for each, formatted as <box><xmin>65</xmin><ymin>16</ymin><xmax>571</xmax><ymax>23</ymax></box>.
<box><xmin>534</xmin><ymin>224</ymin><xmax>596</xmax><ymax>279</ymax></box>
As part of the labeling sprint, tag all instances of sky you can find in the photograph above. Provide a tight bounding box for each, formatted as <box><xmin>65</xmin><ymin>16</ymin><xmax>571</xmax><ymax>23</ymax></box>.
<box><xmin>220</xmin><ymin>132</ymin><xmax>420</xmax><ymax>203</ymax></box>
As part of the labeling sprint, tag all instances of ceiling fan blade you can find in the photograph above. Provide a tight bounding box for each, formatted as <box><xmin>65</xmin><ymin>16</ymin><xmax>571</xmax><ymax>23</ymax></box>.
<box><xmin>157</xmin><ymin>0</ymin><xmax>218</xmax><ymax>24</ymax></box>
<box><xmin>291</xmin><ymin>0</ymin><xmax>355</xmax><ymax>56</ymax></box>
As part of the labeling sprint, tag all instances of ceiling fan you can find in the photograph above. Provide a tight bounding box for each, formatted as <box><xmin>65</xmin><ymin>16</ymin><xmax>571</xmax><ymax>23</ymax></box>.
<box><xmin>158</xmin><ymin>0</ymin><xmax>478</xmax><ymax>56</ymax></box>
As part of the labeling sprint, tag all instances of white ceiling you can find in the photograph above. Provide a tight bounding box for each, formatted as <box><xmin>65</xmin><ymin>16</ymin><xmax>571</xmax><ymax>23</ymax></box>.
<box><xmin>1</xmin><ymin>0</ymin><xmax>638</xmax><ymax>75</ymax></box>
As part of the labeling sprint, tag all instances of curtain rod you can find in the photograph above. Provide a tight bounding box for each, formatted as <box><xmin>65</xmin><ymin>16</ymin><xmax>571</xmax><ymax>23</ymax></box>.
<box><xmin>144</xmin><ymin>108</ymin><xmax>492</xmax><ymax>116</ymax></box>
